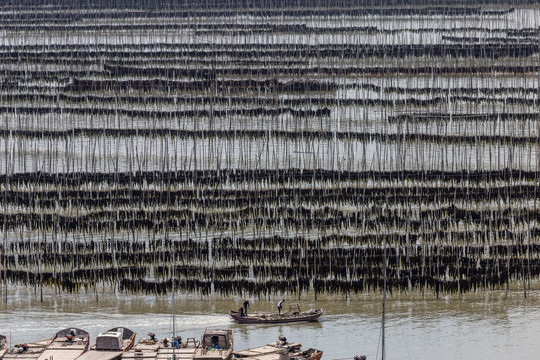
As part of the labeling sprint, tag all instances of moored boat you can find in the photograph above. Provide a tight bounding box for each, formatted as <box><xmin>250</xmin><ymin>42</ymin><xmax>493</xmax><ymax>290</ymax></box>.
<box><xmin>229</xmin><ymin>305</ymin><xmax>322</xmax><ymax>324</ymax></box>
<box><xmin>123</xmin><ymin>331</ymin><xmax>214</xmax><ymax>360</ymax></box>
<box><xmin>233</xmin><ymin>337</ymin><xmax>322</xmax><ymax>360</ymax></box>
<box><xmin>2</xmin><ymin>338</ymin><xmax>51</xmax><ymax>360</ymax></box>
<box><xmin>77</xmin><ymin>327</ymin><xmax>135</xmax><ymax>360</ymax></box>
<box><xmin>294</xmin><ymin>349</ymin><xmax>322</xmax><ymax>360</ymax></box>
<box><xmin>122</xmin><ymin>333</ymin><xmax>160</xmax><ymax>360</ymax></box>
<box><xmin>155</xmin><ymin>335</ymin><xmax>200</xmax><ymax>360</ymax></box>
<box><xmin>232</xmin><ymin>338</ymin><xmax>301</xmax><ymax>359</ymax></box>
<box><xmin>36</xmin><ymin>328</ymin><xmax>90</xmax><ymax>360</ymax></box>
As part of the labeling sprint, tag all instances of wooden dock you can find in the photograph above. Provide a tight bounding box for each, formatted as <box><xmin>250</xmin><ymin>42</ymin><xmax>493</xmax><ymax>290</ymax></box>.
<box><xmin>123</xmin><ymin>338</ymin><xmax>199</xmax><ymax>360</ymax></box>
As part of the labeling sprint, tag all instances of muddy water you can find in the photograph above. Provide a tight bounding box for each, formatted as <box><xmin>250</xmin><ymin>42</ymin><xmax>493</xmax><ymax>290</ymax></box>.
<box><xmin>1</xmin><ymin>289</ymin><xmax>539</xmax><ymax>360</ymax></box>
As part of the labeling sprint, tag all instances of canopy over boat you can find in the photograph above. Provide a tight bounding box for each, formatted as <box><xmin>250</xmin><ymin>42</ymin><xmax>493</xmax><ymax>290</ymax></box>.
<box><xmin>95</xmin><ymin>328</ymin><xmax>135</xmax><ymax>351</ymax></box>
<box><xmin>96</xmin><ymin>332</ymin><xmax>123</xmax><ymax>351</ymax></box>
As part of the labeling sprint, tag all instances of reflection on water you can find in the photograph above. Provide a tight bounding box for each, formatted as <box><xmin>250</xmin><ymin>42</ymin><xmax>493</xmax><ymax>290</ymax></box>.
<box><xmin>1</xmin><ymin>289</ymin><xmax>540</xmax><ymax>360</ymax></box>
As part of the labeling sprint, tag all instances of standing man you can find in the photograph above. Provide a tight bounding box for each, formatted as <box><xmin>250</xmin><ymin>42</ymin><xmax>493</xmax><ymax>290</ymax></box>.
<box><xmin>243</xmin><ymin>299</ymin><xmax>250</xmax><ymax>314</ymax></box>
<box><xmin>277</xmin><ymin>299</ymin><xmax>284</xmax><ymax>315</ymax></box>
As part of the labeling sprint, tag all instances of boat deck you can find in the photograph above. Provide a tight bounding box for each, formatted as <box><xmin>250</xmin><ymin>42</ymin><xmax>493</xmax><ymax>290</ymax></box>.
<box><xmin>157</xmin><ymin>347</ymin><xmax>198</xmax><ymax>360</ymax></box>
<box><xmin>77</xmin><ymin>351</ymin><xmax>123</xmax><ymax>360</ymax></box>
<box><xmin>2</xmin><ymin>340</ymin><xmax>51</xmax><ymax>360</ymax></box>
<box><xmin>123</xmin><ymin>342</ymin><xmax>158</xmax><ymax>360</ymax></box>
<box><xmin>123</xmin><ymin>340</ymin><xmax>199</xmax><ymax>360</ymax></box>
<box><xmin>37</xmin><ymin>337</ymin><xmax>88</xmax><ymax>360</ymax></box>
<box><xmin>233</xmin><ymin>342</ymin><xmax>301</xmax><ymax>360</ymax></box>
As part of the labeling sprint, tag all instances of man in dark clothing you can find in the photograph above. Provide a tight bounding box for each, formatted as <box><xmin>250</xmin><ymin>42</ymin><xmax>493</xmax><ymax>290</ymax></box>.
<box><xmin>243</xmin><ymin>299</ymin><xmax>250</xmax><ymax>314</ymax></box>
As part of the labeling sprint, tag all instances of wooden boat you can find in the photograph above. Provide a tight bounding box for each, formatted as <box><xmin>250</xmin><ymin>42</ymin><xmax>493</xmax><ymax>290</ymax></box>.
<box><xmin>123</xmin><ymin>329</ymin><xmax>231</xmax><ymax>360</ymax></box>
<box><xmin>77</xmin><ymin>327</ymin><xmax>135</xmax><ymax>360</ymax></box>
<box><xmin>2</xmin><ymin>338</ymin><xmax>51</xmax><ymax>360</ymax></box>
<box><xmin>193</xmin><ymin>329</ymin><xmax>233</xmax><ymax>360</ymax></box>
<box><xmin>293</xmin><ymin>349</ymin><xmax>322</xmax><ymax>360</ymax></box>
<box><xmin>122</xmin><ymin>333</ymin><xmax>161</xmax><ymax>360</ymax></box>
<box><xmin>155</xmin><ymin>336</ymin><xmax>200</xmax><ymax>360</ymax></box>
<box><xmin>229</xmin><ymin>305</ymin><xmax>323</xmax><ymax>324</ymax></box>
<box><xmin>233</xmin><ymin>339</ymin><xmax>301</xmax><ymax>359</ymax></box>
<box><xmin>36</xmin><ymin>328</ymin><xmax>90</xmax><ymax>360</ymax></box>
<box><xmin>233</xmin><ymin>338</ymin><xmax>322</xmax><ymax>360</ymax></box>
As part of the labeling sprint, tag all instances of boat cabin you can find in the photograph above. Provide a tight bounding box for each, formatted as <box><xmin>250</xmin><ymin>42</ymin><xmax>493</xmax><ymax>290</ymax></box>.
<box><xmin>201</xmin><ymin>330</ymin><xmax>232</xmax><ymax>350</ymax></box>
<box><xmin>95</xmin><ymin>331</ymin><xmax>124</xmax><ymax>351</ymax></box>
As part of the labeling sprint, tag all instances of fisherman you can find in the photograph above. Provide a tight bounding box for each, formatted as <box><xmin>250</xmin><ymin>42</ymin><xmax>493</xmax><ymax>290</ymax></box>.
<box><xmin>277</xmin><ymin>299</ymin><xmax>284</xmax><ymax>315</ymax></box>
<box><xmin>242</xmin><ymin>299</ymin><xmax>250</xmax><ymax>314</ymax></box>
<box><xmin>67</xmin><ymin>330</ymin><xmax>75</xmax><ymax>343</ymax></box>
<box><xmin>171</xmin><ymin>336</ymin><xmax>182</xmax><ymax>348</ymax></box>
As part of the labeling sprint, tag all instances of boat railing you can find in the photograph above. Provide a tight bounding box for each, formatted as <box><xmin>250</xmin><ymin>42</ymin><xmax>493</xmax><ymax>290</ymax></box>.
<box><xmin>288</xmin><ymin>304</ymin><xmax>301</xmax><ymax>315</ymax></box>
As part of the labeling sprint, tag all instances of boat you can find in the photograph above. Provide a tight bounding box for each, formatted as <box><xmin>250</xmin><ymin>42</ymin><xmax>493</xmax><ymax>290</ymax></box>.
<box><xmin>154</xmin><ymin>335</ymin><xmax>200</xmax><ymax>360</ymax></box>
<box><xmin>123</xmin><ymin>329</ymin><xmax>232</xmax><ymax>360</ymax></box>
<box><xmin>100</xmin><ymin>328</ymin><xmax>136</xmax><ymax>352</ymax></box>
<box><xmin>123</xmin><ymin>332</ymin><xmax>200</xmax><ymax>360</ymax></box>
<box><xmin>122</xmin><ymin>333</ymin><xmax>161</xmax><ymax>360</ymax></box>
<box><xmin>294</xmin><ymin>348</ymin><xmax>322</xmax><ymax>360</ymax></box>
<box><xmin>36</xmin><ymin>328</ymin><xmax>90</xmax><ymax>360</ymax></box>
<box><xmin>77</xmin><ymin>327</ymin><xmax>135</xmax><ymax>360</ymax></box>
<box><xmin>233</xmin><ymin>337</ymin><xmax>322</xmax><ymax>360</ymax></box>
<box><xmin>2</xmin><ymin>337</ymin><xmax>52</xmax><ymax>360</ymax></box>
<box><xmin>193</xmin><ymin>329</ymin><xmax>233</xmax><ymax>360</ymax></box>
<box><xmin>229</xmin><ymin>305</ymin><xmax>323</xmax><ymax>324</ymax></box>
<box><xmin>232</xmin><ymin>338</ymin><xmax>301</xmax><ymax>359</ymax></box>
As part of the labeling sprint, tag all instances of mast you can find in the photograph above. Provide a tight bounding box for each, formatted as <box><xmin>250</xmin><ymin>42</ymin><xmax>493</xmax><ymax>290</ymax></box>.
<box><xmin>172</xmin><ymin>242</ymin><xmax>176</xmax><ymax>360</ymax></box>
<box><xmin>381</xmin><ymin>240</ymin><xmax>386</xmax><ymax>360</ymax></box>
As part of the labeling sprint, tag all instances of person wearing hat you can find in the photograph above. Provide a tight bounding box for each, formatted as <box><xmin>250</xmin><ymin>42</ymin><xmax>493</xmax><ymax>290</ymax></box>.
<box><xmin>242</xmin><ymin>299</ymin><xmax>250</xmax><ymax>314</ymax></box>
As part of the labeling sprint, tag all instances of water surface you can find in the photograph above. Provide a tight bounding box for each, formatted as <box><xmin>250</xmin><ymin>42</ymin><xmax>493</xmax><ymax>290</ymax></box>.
<box><xmin>1</xmin><ymin>289</ymin><xmax>539</xmax><ymax>360</ymax></box>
